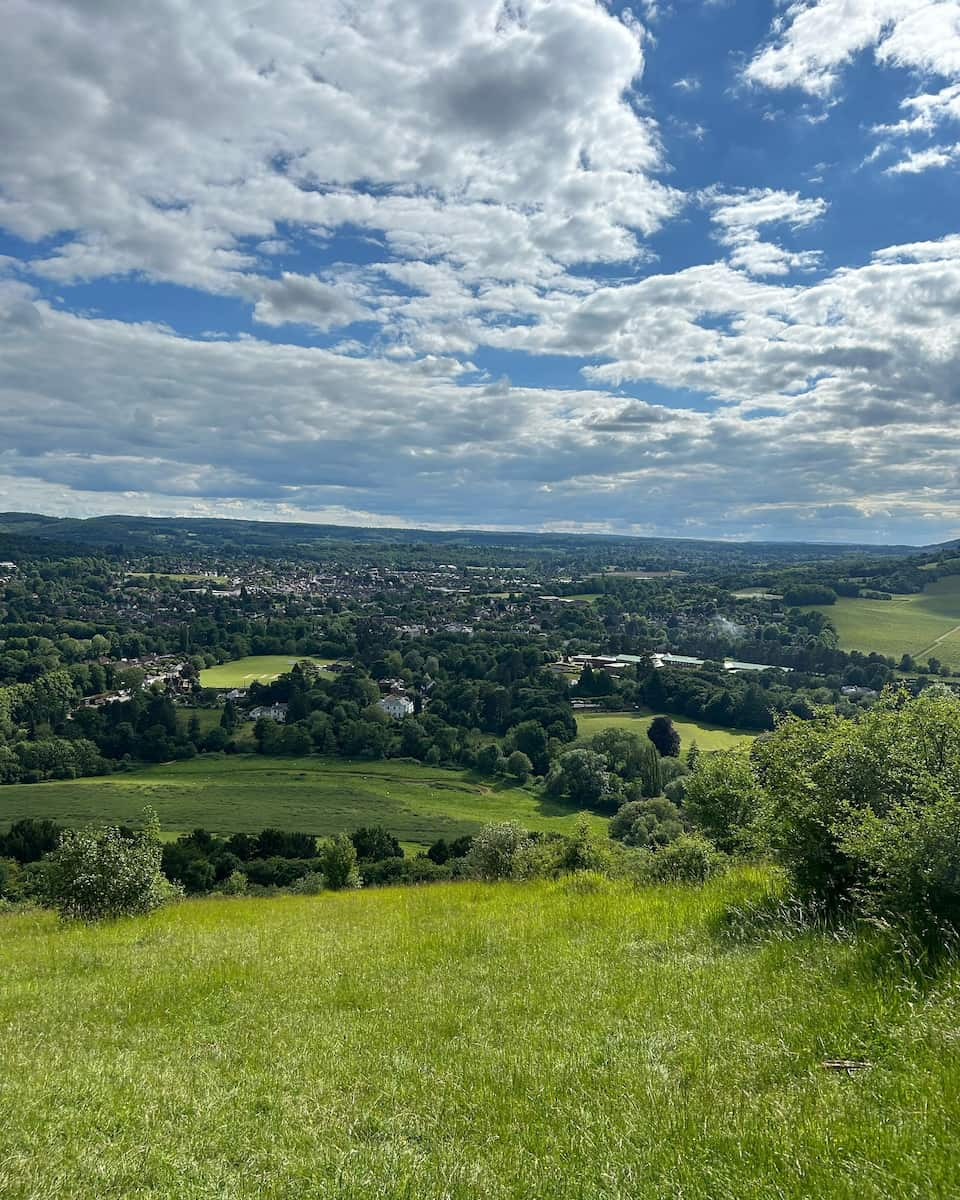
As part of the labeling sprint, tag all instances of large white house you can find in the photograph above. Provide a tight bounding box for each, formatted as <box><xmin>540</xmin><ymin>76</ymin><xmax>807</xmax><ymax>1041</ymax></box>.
<box><xmin>378</xmin><ymin>694</ymin><xmax>415</xmax><ymax>719</ymax></box>
<box><xmin>248</xmin><ymin>703</ymin><xmax>288</xmax><ymax>723</ymax></box>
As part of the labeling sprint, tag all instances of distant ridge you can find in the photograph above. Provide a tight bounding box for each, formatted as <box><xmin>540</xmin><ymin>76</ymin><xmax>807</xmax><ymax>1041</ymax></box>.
<box><xmin>0</xmin><ymin>511</ymin><xmax>921</xmax><ymax>558</ymax></box>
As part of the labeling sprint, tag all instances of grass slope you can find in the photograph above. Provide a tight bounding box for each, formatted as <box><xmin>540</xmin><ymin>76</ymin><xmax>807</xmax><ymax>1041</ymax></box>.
<box><xmin>810</xmin><ymin>575</ymin><xmax>960</xmax><ymax>668</ymax></box>
<box><xmin>3</xmin><ymin>872</ymin><xmax>958</xmax><ymax>1199</ymax></box>
<box><xmin>199</xmin><ymin>655</ymin><xmax>335</xmax><ymax>688</ymax></box>
<box><xmin>0</xmin><ymin>756</ymin><xmax>602</xmax><ymax>843</ymax></box>
<box><xmin>577</xmin><ymin>709</ymin><xmax>753</xmax><ymax>753</ymax></box>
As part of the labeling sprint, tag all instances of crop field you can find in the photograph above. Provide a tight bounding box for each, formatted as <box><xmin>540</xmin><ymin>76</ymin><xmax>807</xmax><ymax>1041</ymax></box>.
<box><xmin>0</xmin><ymin>756</ymin><xmax>603</xmax><ymax>843</ymax></box>
<box><xmin>809</xmin><ymin>575</ymin><xmax>960</xmax><ymax>669</ymax></box>
<box><xmin>199</xmin><ymin>655</ymin><xmax>335</xmax><ymax>688</ymax></box>
<box><xmin>576</xmin><ymin>709</ymin><xmax>753</xmax><ymax>753</ymax></box>
<box><xmin>3</xmin><ymin>871</ymin><xmax>958</xmax><ymax>1199</ymax></box>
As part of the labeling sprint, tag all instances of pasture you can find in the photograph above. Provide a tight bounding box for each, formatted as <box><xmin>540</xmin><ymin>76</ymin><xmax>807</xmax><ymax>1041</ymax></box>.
<box><xmin>576</xmin><ymin>708</ymin><xmax>753</xmax><ymax>753</ymax></box>
<box><xmin>3</xmin><ymin>871</ymin><xmax>958</xmax><ymax>1199</ymax></box>
<box><xmin>199</xmin><ymin>655</ymin><xmax>335</xmax><ymax>688</ymax></box>
<box><xmin>0</xmin><ymin>756</ymin><xmax>603</xmax><ymax>844</ymax></box>
<box><xmin>809</xmin><ymin>575</ymin><xmax>960</xmax><ymax>669</ymax></box>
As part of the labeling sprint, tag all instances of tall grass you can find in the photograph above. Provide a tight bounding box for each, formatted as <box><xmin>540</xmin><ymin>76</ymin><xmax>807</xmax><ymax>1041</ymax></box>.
<box><xmin>2</xmin><ymin>870</ymin><xmax>958</xmax><ymax>1198</ymax></box>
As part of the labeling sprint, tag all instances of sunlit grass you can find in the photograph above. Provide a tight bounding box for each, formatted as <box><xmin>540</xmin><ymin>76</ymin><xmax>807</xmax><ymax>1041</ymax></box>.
<box><xmin>576</xmin><ymin>708</ymin><xmax>753</xmax><ymax>753</ymax></box>
<box><xmin>2</xmin><ymin>871</ymin><xmax>958</xmax><ymax>1198</ymax></box>
<box><xmin>0</xmin><ymin>756</ymin><xmax>603</xmax><ymax>842</ymax></box>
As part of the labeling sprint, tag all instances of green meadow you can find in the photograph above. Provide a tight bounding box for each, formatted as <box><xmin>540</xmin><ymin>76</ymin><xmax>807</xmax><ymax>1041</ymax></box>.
<box><xmin>577</xmin><ymin>709</ymin><xmax>753</xmax><ymax>753</ymax></box>
<box><xmin>0</xmin><ymin>756</ymin><xmax>602</xmax><ymax>843</ymax></box>
<box><xmin>3</xmin><ymin>872</ymin><xmax>958</xmax><ymax>1199</ymax></box>
<box><xmin>810</xmin><ymin>575</ymin><xmax>960</xmax><ymax>669</ymax></box>
<box><xmin>199</xmin><ymin>655</ymin><xmax>336</xmax><ymax>688</ymax></box>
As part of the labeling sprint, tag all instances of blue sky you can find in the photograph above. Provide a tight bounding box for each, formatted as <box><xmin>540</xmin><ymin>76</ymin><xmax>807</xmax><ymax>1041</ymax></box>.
<box><xmin>1</xmin><ymin>0</ymin><xmax>960</xmax><ymax>544</ymax></box>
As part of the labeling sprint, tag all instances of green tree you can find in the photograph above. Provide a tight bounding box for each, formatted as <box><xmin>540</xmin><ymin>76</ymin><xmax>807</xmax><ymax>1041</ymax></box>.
<box><xmin>685</xmin><ymin>750</ymin><xmax>763</xmax><ymax>855</ymax></box>
<box><xmin>647</xmin><ymin>715</ymin><xmax>680</xmax><ymax>758</ymax></box>
<box><xmin>609</xmin><ymin>798</ymin><xmax>683</xmax><ymax>849</ymax></box>
<box><xmin>465</xmin><ymin>822</ymin><xmax>533</xmax><ymax>881</ymax></box>
<box><xmin>44</xmin><ymin>808</ymin><xmax>179</xmax><ymax>921</ymax></box>
<box><xmin>350</xmin><ymin>826</ymin><xmax>402</xmax><ymax>863</ymax></box>
<box><xmin>318</xmin><ymin>834</ymin><xmax>360</xmax><ymax>890</ymax></box>
<box><xmin>476</xmin><ymin>742</ymin><xmax>505</xmax><ymax>776</ymax></box>
<box><xmin>546</xmin><ymin>748</ymin><xmax>622</xmax><ymax>811</ymax></box>
<box><xmin>506</xmin><ymin>750</ymin><xmax>533</xmax><ymax>782</ymax></box>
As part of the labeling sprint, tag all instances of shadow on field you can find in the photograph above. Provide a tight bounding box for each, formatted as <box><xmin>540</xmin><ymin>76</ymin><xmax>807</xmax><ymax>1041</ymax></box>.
<box><xmin>710</xmin><ymin>885</ymin><xmax>960</xmax><ymax>987</ymax></box>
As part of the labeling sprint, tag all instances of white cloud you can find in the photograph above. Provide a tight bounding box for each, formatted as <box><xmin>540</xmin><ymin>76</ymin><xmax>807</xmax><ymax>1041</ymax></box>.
<box><xmin>701</xmin><ymin>188</ymin><xmax>826</xmax><ymax>277</ymax></box>
<box><xmin>745</xmin><ymin>1</ymin><xmax>960</xmax><ymax>97</ymax></box>
<box><xmin>5</xmin><ymin>230</ymin><xmax>960</xmax><ymax>542</ymax></box>
<box><xmin>885</xmin><ymin>142</ymin><xmax>960</xmax><ymax>173</ymax></box>
<box><xmin>0</xmin><ymin>0</ymin><xmax>678</xmax><ymax>304</ymax></box>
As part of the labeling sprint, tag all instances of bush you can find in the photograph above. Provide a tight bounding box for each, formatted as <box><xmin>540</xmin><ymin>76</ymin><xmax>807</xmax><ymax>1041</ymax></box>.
<box><xmin>841</xmin><ymin>791</ymin><xmax>960</xmax><ymax>941</ymax></box>
<box><xmin>465</xmin><ymin>822</ymin><xmax>534</xmax><ymax>881</ymax></box>
<box><xmin>754</xmin><ymin>690</ymin><xmax>960</xmax><ymax>936</ymax></box>
<box><xmin>290</xmin><ymin>871</ymin><xmax>326</xmax><ymax>895</ymax></box>
<box><xmin>684</xmin><ymin>750</ymin><xmax>763</xmax><ymax>855</ymax></box>
<box><xmin>609</xmin><ymin>798</ymin><xmax>683</xmax><ymax>849</ymax></box>
<box><xmin>643</xmin><ymin>834</ymin><xmax>726</xmax><ymax>884</ymax></box>
<box><xmin>222</xmin><ymin>869</ymin><xmax>249</xmax><ymax>896</ymax></box>
<box><xmin>506</xmin><ymin>750</ymin><xmax>533</xmax><ymax>782</ymax></box>
<box><xmin>44</xmin><ymin>808</ymin><xmax>181</xmax><ymax>921</ymax></box>
<box><xmin>318</xmin><ymin>834</ymin><xmax>361</xmax><ymax>890</ymax></box>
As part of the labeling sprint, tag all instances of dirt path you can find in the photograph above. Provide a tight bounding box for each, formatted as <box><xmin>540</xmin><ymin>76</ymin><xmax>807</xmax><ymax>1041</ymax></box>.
<box><xmin>916</xmin><ymin>623</ymin><xmax>960</xmax><ymax>660</ymax></box>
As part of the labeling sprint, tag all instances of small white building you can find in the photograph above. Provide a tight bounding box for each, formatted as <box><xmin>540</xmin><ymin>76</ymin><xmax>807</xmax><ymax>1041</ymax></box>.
<box><xmin>248</xmin><ymin>703</ymin><xmax>288</xmax><ymax>724</ymax></box>
<box><xmin>378</xmin><ymin>694</ymin><xmax>415</xmax><ymax>719</ymax></box>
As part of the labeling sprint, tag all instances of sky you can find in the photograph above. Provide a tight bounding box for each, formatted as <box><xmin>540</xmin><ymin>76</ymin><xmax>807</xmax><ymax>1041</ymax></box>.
<box><xmin>1</xmin><ymin>0</ymin><xmax>960</xmax><ymax>545</ymax></box>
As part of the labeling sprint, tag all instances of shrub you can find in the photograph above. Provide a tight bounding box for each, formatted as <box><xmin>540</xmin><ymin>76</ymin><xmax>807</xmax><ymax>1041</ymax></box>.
<box><xmin>222</xmin><ymin>869</ymin><xmax>249</xmax><ymax>896</ymax></box>
<box><xmin>465</xmin><ymin>822</ymin><xmax>534</xmax><ymax>881</ymax></box>
<box><xmin>44</xmin><ymin>808</ymin><xmax>181</xmax><ymax>921</ymax></box>
<box><xmin>554</xmin><ymin>815</ymin><xmax>613</xmax><ymax>875</ymax></box>
<box><xmin>755</xmin><ymin>690</ymin><xmax>960</xmax><ymax>934</ymax></box>
<box><xmin>840</xmin><ymin>791</ymin><xmax>960</xmax><ymax>941</ymax></box>
<box><xmin>318</xmin><ymin>834</ymin><xmax>361</xmax><ymax>890</ymax></box>
<box><xmin>609</xmin><ymin>798</ymin><xmax>683</xmax><ymax>849</ymax></box>
<box><xmin>643</xmin><ymin>834</ymin><xmax>726</xmax><ymax>884</ymax></box>
<box><xmin>506</xmin><ymin>750</ymin><xmax>533</xmax><ymax>782</ymax></box>
<box><xmin>684</xmin><ymin>750</ymin><xmax>763</xmax><ymax>855</ymax></box>
<box><xmin>290</xmin><ymin>871</ymin><xmax>326</xmax><ymax>895</ymax></box>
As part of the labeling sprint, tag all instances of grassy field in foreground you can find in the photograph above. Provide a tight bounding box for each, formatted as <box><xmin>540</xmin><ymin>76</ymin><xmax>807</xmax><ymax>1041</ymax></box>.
<box><xmin>0</xmin><ymin>756</ymin><xmax>602</xmax><ymax>843</ymax></box>
<box><xmin>577</xmin><ymin>709</ymin><xmax>753</xmax><ymax>753</ymax></box>
<box><xmin>809</xmin><ymin>575</ymin><xmax>960</xmax><ymax>669</ymax></box>
<box><xmin>3</xmin><ymin>872</ymin><xmax>959</xmax><ymax>1199</ymax></box>
<box><xmin>199</xmin><ymin>655</ymin><xmax>335</xmax><ymax>687</ymax></box>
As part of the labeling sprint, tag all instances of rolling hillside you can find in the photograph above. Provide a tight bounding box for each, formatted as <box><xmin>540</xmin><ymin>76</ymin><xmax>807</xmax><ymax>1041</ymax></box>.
<box><xmin>2</xmin><ymin>873</ymin><xmax>957</xmax><ymax>1199</ymax></box>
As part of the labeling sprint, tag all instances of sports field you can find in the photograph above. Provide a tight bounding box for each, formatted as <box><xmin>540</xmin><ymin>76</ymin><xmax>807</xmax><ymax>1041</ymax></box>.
<box><xmin>809</xmin><ymin>575</ymin><xmax>960</xmax><ymax>669</ymax></box>
<box><xmin>0</xmin><ymin>756</ymin><xmax>603</xmax><ymax>843</ymax></box>
<box><xmin>576</xmin><ymin>709</ymin><xmax>753</xmax><ymax>753</ymax></box>
<box><xmin>199</xmin><ymin>655</ymin><xmax>336</xmax><ymax>688</ymax></box>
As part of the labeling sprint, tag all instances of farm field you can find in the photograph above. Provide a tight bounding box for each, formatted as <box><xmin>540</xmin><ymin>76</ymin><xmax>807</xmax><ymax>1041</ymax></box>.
<box><xmin>3</xmin><ymin>872</ymin><xmax>958</xmax><ymax>1200</ymax></box>
<box><xmin>809</xmin><ymin>575</ymin><xmax>960</xmax><ymax>669</ymax></box>
<box><xmin>199</xmin><ymin>655</ymin><xmax>335</xmax><ymax>688</ymax></box>
<box><xmin>577</xmin><ymin>708</ymin><xmax>753</xmax><ymax>753</ymax></box>
<box><xmin>0</xmin><ymin>756</ymin><xmax>603</xmax><ymax>843</ymax></box>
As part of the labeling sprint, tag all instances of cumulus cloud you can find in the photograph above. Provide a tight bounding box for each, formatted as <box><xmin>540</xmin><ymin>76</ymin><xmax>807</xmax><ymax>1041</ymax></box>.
<box><xmin>745</xmin><ymin>0</ymin><xmax>960</xmax><ymax>97</ymax></box>
<box><xmin>0</xmin><ymin>0</ymin><xmax>677</xmax><ymax>303</ymax></box>
<box><xmin>701</xmin><ymin>188</ymin><xmax>827</xmax><ymax>276</ymax></box>
<box><xmin>2</xmin><ymin>0</ymin><xmax>960</xmax><ymax>543</ymax></box>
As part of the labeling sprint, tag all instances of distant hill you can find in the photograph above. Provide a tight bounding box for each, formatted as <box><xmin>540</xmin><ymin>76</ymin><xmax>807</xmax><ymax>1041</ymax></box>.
<box><xmin>0</xmin><ymin>511</ymin><xmax>918</xmax><ymax>564</ymax></box>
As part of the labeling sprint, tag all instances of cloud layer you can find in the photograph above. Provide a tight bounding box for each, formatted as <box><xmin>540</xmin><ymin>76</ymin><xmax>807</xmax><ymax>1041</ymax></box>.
<box><xmin>1</xmin><ymin>0</ymin><xmax>959</xmax><ymax>543</ymax></box>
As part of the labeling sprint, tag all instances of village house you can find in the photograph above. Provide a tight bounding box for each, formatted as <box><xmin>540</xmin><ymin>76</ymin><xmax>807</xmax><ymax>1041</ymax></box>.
<box><xmin>378</xmin><ymin>694</ymin><xmax>415</xmax><ymax>719</ymax></box>
<box><xmin>247</xmin><ymin>703</ymin><xmax>288</xmax><ymax>724</ymax></box>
